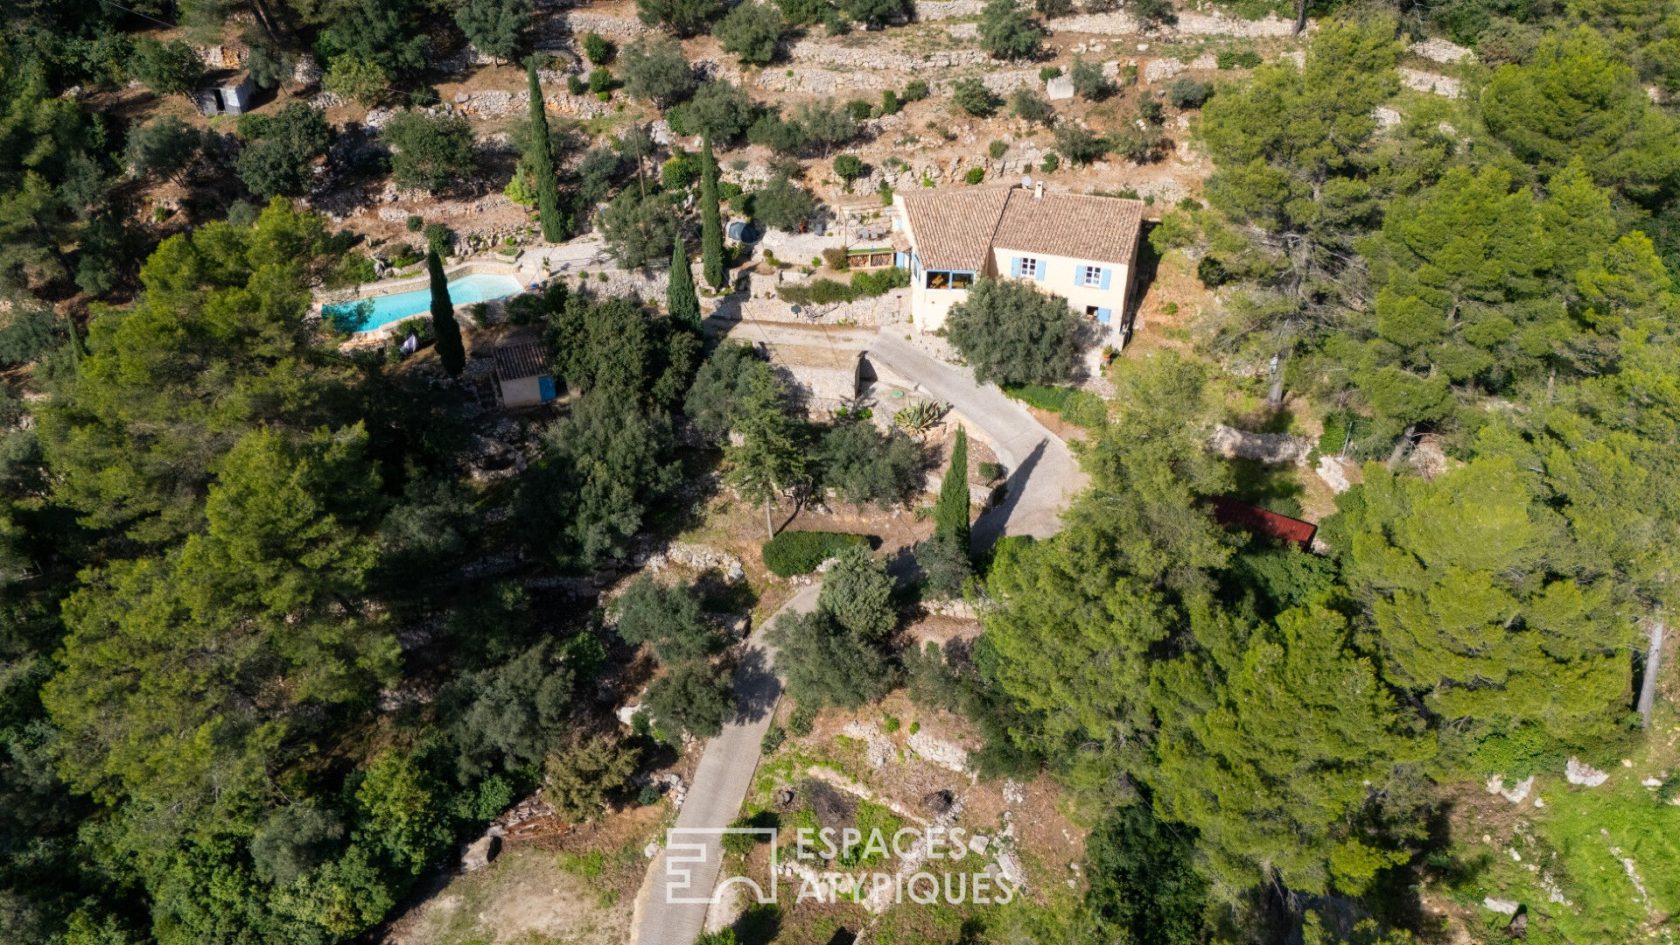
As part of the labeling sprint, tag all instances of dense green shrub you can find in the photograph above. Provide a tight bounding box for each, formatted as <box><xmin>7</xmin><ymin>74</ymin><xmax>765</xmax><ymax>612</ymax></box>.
<box><xmin>1316</xmin><ymin>409</ymin><xmax>1359</xmax><ymax>457</ymax></box>
<box><xmin>761</xmin><ymin>530</ymin><xmax>871</xmax><ymax>576</ymax></box>
<box><xmin>947</xmin><ymin>279</ymin><xmax>1085</xmax><ymax>385</ymax></box>
<box><xmin>1010</xmin><ymin>87</ymin><xmax>1054</xmax><ymax>125</ymax></box>
<box><xmin>716</xmin><ymin>1</ymin><xmax>786</xmax><ymax>65</ymax></box>
<box><xmin>1164</xmin><ymin>76</ymin><xmax>1213</xmax><ymax>109</ymax></box>
<box><xmin>584</xmin><ymin>32</ymin><xmax>615</xmax><ymax>65</ymax></box>
<box><xmin>382</xmin><ymin>111</ymin><xmax>477</xmax><ymax>193</ymax></box>
<box><xmin>778</xmin><ymin>266</ymin><xmax>909</xmax><ymax>305</ymax></box>
<box><xmin>1002</xmin><ymin>383</ymin><xmax>1108</xmax><ymax>429</ymax></box>
<box><xmin>1216</xmin><ymin>48</ymin><xmax>1261</xmax><ymax>69</ymax></box>
<box><xmin>1070</xmin><ymin>56</ymin><xmax>1115</xmax><ymax>100</ymax></box>
<box><xmin>978</xmin><ymin>0</ymin><xmax>1043</xmax><ymax>60</ymax></box>
<box><xmin>1196</xmin><ymin>255</ymin><xmax>1228</xmax><ymax>287</ymax></box>
<box><xmin>951</xmin><ymin>77</ymin><xmax>998</xmax><ymax>117</ymax></box>
<box><xmin>0</xmin><ymin>307</ymin><xmax>61</xmax><ymax>366</ymax></box>
<box><xmin>1054</xmin><ymin>122</ymin><xmax>1109</xmax><ymax>164</ymax></box>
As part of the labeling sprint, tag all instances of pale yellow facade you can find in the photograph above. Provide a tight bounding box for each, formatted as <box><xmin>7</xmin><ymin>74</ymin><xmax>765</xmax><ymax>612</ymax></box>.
<box><xmin>989</xmin><ymin>246</ymin><xmax>1132</xmax><ymax>334</ymax></box>
<box><xmin>893</xmin><ymin>190</ymin><xmax>1139</xmax><ymax>345</ymax></box>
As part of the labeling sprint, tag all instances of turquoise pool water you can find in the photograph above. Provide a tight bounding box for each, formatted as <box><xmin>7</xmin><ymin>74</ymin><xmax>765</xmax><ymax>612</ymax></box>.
<box><xmin>326</xmin><ymin>273</ymin><xmax>525</xmax><ymax>332</ymax></box>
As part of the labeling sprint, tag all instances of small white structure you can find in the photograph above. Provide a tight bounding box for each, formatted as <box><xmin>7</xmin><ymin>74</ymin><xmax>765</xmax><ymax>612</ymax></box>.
<box><xmin>492</xmin><ymin>342</ymin><xmax>557</xmax><ymax>408</ymax></box>
<box><xmin>892</xmin><ymin>183</ymin><xmax>1146</xmax><ymax>347</ymax></box>
<box><xmin>195</xmin><ymin>72</ymin><xmax>257</xmax><ymax>117</ymax></box>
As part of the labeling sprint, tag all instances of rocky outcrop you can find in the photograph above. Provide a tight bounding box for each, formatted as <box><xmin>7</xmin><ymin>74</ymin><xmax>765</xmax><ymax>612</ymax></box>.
<box><xmin>1566</xmin><ymin>757</ymin><xmax>1610</xmax><ymax>787</ymax></box>
<box><xmin>1208</xmin><ymin>424</ymin><xmax>1313</xmax><ymax>465</ymax></box>
<box><xmin>907</xmin><ymin>730</ymin><xmax>970</xmax><ymax>773</ymax></box>
<box><xmin>1399</xmin><ymin>67</ymin><xmax>1463</xmax><ymax>99</ymax></box>
<box><xmin>1315</xmin><ymin>454</ymin><xmax>1353</xmax><ymax>493</ymax></box>
<box><xmin>1411</xmin><ymin>38</ymin><xmax>1474</xmax><ymax>64</ymax></box>
<box><xmin>461</xmin><ymin>827</ymin><xmax>503</xmax><ymax>872</ymax></box>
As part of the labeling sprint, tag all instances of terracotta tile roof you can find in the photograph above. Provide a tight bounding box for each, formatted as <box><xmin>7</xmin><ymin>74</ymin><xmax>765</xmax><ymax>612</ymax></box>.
<box><xmin>994</xmin><ymin>188</ymin><xmax>1144</xmax><ymax>265</ymax></box>
<box><xmin>898</xmin><ymin>186</ymin><xmax>1146</xmax><ymax>272</ymax></box>
<box><xmin>898</xmin><ymin>187</ymin><xmax>1012</xmax><ymax>271</ymax></box>
<box><xmin>492</xmin><ymin>342</ymin><xmax>551</xmax><ymax>379</ymax></box>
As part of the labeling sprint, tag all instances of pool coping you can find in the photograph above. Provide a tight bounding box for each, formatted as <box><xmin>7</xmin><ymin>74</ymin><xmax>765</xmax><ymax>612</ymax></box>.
<box><xmin>316</xmin><ymin>260</ymin><xmax>530</xmax><ymax>342</ymax></box>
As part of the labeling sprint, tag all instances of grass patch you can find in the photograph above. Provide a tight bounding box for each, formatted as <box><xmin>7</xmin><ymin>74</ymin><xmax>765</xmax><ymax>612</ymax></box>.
<box><xmin>556</xmin><ymin>849</ymin><xmax>608</xmax><ymax>878</ymax></box>
<box><xmin>1001</xmin><ymin>383</ymin><xmax>1108</xmax><ymax>430</ymax></box>
<box><xmin>1448</xmin><ymin>777</ymin><xmax>1680</xmax><ymax>945</ymax></box>
<box><xmin>839</xmin><ymin>800</ymin><xmax>905</xmax><ymax>869</ymax></box>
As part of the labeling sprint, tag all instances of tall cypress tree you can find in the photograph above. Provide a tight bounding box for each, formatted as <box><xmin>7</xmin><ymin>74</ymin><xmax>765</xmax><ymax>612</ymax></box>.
<box><xmin>427</xmin><ymin>247</ymin><xmax>466</xmax><ymax>377</ymax></box>
<box><xmin>700</xmin><ymin>134</ymin><xmax>726</xmax><ymax>290</ymax></box>
<box><xmin>934</xmin><ymin>426</ymin><xmax>970</xmax><ymax>549</ymax></box>
<box><xmin>667</xmin><ymin>233</ymin><xmax>702</xmax><ymax>331</ymax></box>
<box><xmin>527</xmin><ymin>59</ymin><xmax>565</xmax><ymax>242</ymax></box>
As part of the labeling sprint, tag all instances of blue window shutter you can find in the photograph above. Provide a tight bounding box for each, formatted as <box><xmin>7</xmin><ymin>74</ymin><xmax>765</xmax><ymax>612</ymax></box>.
<box><xmin>1035</xmin><ymin>260</ymin><xmax>1046</xmax><ymax>282</ymax></box>
<box><xmin>1095</xmin><ymin>307</ymin><xmax>1112</xmax><ymax>324</ymax></box>
<box><xmin>1009</xmin><ymin>256</ymin><xmax>1022</xmax><ymax>278</ymax></box>
<box><xmin>895</xmin><ymin>251</ymin><xmax>908</xmax><ymax>268</ymax></box>
<box><xmin>1098</xmin><ymin>267</ymin><xmax>1112</xmax><ymax>290</ymax></box>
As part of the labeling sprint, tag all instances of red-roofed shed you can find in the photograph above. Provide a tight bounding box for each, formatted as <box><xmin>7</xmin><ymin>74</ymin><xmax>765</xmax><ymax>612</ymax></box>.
<box><xmin>1209</xmin><ymin>496</ymin><xmax>1318</xmax><ymax>549</ymax></box>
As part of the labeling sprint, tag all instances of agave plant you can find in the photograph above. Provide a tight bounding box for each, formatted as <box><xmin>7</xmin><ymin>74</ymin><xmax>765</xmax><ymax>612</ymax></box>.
<box><xmin>893</xmin><ymin>399</ymin><xmax>949</xmax><ymax>437</ymax></box>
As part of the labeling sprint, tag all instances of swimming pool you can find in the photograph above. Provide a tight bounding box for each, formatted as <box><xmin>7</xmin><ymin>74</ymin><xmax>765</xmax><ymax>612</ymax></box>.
<box><xmin>326</xmin><ymin>273</ymin><xmax>526</xmax><ymax>333</ymax></box>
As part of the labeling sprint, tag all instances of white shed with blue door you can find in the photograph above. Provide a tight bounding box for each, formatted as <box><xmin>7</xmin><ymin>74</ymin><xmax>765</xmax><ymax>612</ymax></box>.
<box><xmin>492</xmin><ymin>342</ymin><xmax>558</xmax><ymax>409</ymax></box>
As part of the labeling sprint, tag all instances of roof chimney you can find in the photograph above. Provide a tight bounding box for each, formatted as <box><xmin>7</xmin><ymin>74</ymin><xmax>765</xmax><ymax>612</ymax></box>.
<box><xmin>1033</xmin><ymin>181</ymin><xmax>1044</xmax><ymax>200</ymax></box>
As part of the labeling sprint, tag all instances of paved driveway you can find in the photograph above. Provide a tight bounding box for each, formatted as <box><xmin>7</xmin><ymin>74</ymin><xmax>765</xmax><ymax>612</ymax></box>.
<box><xmin>866</xmin><ymin>330</ymin><xmax>1087</xmax><ymax>545</ymax></box>
<box><xmin>631</xmin><ymin>585</ymin><xmax>821</xmax><ymax>945</ymax></box>
<box><xmin>628</xmin><ymin>333</ymin><xmax>1085</xmax><ymax>944</ymax></box>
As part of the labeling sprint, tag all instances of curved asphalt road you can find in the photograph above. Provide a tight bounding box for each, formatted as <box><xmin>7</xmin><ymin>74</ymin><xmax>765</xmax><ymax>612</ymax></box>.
<box><xmin>867</xmin><ymin>329</ymin><xmax>1087</xmax><ymax>546</ymax></box>
<box><xmin>629</xmin><ymin>333</ymin><xmax>1084</xmax><ymax>943</ymax></box>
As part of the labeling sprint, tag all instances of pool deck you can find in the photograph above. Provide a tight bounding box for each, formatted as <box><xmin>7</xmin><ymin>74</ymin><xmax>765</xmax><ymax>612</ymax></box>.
<box><xmin>319</xmin><ymin>237</ymin><xmax>631</xmax><ymax>346</ymax></box>
<box><xmin>317</xmin><ymin>259</ymin><xmax>535</xmax><ymax>343</ymax></box>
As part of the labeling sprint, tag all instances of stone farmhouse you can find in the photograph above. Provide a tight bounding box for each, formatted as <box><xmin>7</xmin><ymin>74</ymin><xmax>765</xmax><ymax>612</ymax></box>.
<box><xmin>891</xmin><ymin>184</ymin><xmax>1147</xmax><ymax>347</ymax></box>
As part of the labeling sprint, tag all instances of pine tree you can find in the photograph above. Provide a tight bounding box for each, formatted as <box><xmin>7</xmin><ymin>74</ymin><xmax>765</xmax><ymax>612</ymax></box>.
<box><xmin>527</xmin><ymin>59</ymin><xmax>565</xmax><ymax>242</ymax></box>
<box><xmin>934</xmin><ymin>426</ymin><xmax>970</xmax><ymax>549</ymax></box>
<box><xmin>428</xmin><ymin>248</ymin><xmax>466</xmax><ymax>377</ymax></box>
<box><xmin>725</xmin><ymin>365</ymin><xmax>807</xmax><ymax>538</ymax></box>
<box><xmin>667</xmin><ymin>233</ymin><xmax>702</xmax><ymax>331</ymax></box>
<box><xmin>1336</xmin><ymin>457</ymin><xmax>1631</xmax><ymax>752</ymax></box>
<box><xmin>700</xmin><ymin>134</ymin><xmax>726</xmax><ymax>290</ymax></box>
<box><xmin>1150</xmin><ymin>604</ymin><xmax>1432</xmax><ymax>897</ymax></box>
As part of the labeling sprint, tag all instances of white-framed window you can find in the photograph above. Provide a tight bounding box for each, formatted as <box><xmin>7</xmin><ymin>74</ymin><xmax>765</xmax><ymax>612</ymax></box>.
<box><xmin>1019</xmin><ymin>257</ymin><xmax>1039</xmax><ymax>278</ymax></box>
<box><xmin>1080</xmin><ymin>265</ymin><xmax>1104</xmax><ymax>287</ymax></box>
